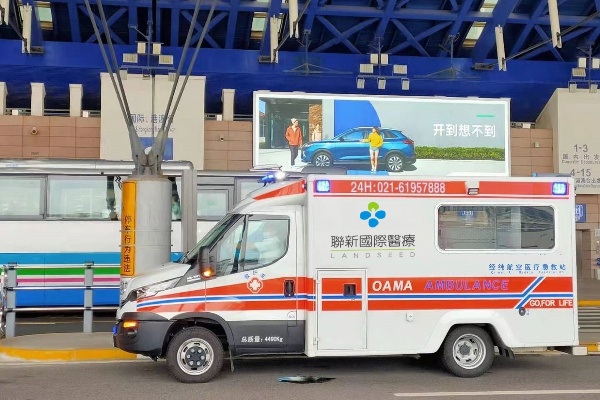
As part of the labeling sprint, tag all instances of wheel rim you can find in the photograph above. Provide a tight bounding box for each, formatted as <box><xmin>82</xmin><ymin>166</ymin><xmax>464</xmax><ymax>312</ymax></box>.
<box><xmin>452</xmin><ymin>334</ymin><xmax>486</xmax><ymax>370</ymax></box>
<box><xmin>315</xmin><ymin>154</ymin><xmax>331</xmax><ymax>167</ymax></box>
<box><xmin>387</xmin><ymin>155</ymin><xmax>404</xmax><ymax>171</ymax></box>
<box><xmin>177</xmin><ymin>338</ymin><xmax>214</xmax><ymax>376</ymax></box>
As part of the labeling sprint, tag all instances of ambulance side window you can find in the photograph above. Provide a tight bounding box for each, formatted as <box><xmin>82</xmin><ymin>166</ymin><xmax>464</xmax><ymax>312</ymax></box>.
<box><xmin>437</xmin><ymin>205</ymin><xmax>555</xmax><ymax>250</ymax></box>
<box><xmin>241</xmin><ymin>217</ymin><xmax>290</xmax><ymax>271</ymax></box>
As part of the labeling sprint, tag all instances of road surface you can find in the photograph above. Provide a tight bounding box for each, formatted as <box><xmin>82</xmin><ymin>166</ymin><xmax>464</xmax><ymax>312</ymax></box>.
<box><xmin>1</xmin><ymin>353</ymin><xmax>599</xmax><ymax>399</ymax></box>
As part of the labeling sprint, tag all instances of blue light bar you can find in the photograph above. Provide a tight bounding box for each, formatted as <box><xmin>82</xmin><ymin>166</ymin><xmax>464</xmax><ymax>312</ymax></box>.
<box><xmin>552</xmin><ymin>182</ymin><xmax>568</xmax><ymax>195</ymax></box>
<box><xmin>315</xmin><ymin>180</ymin><xmax>331</xmax><ymax>193</ymax></box>
<box><xmin>260</xmin><ymin>171</ymin><xmax>287</xmax><ymax>185</ymax></box>
<box><xmin>261</xmin><ymin>174</ymin><xmax>277</xmax><ymax>185</ymax></box>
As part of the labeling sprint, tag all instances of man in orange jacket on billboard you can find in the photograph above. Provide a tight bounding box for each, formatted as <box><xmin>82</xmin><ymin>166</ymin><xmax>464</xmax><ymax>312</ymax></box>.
<box><xmin>285</xmin><ymin>118</ymin><xmax>303</xmax><ymax>167</ymax></box>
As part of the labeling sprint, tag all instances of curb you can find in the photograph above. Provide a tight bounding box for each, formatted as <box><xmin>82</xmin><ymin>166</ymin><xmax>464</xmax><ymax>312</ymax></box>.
<box><xmin>0</xmin><ymin>345</ymin><xmax>138</xmax><ymax>362</ymax></box>
<box><xmin>578</xmin><ymin>301</ymin><xmax>600</xmax><ymax>307</ymax></box>
<box><xmin>581</xmin><ymin>342</ymin><xmax>600</xmax><ymax>353</ymax></box>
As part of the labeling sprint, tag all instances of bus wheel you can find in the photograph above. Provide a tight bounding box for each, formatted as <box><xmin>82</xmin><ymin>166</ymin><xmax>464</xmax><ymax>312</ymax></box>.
<box><xmin>440</xmin><ymin>326</ymin><xmax>494</xmax><ymax>378</ymax></box>
<box><xmin>166</xmin><ymin>326</ymin><xmax>224</xmax><ymax>383</ymax></box>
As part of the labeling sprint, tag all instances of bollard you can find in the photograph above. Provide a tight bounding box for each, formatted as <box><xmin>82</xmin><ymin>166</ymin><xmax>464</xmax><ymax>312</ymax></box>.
<box><xmin>83</xmin><ymin>261</ymin><xmax>94</xmax><ymax>333</ymax></box>
<box><xmin>5</xmin><ymin>263</ymin><xmax>17</xmax><ymax>338</ymax></box>
<box><xmin>0</xmin><ymin>265</ymin><xmax>6</xmax><ymax>339</ymax></box>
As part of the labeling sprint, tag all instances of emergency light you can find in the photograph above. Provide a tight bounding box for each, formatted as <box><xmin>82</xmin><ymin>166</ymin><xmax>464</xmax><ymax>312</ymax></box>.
<box><xmin>260</xmin><ymin>171</ymin><xmax>287</xmax><ymax>186</ymax></box>
<box><xmin>315</xmin><ymin>180</ymin><xmax>331</xmax><ymax>193</ymax></box>
<box><xmin>552</xmin><ymin>182</ymin><xmax>568</xmax><ymax>195</ymax></box>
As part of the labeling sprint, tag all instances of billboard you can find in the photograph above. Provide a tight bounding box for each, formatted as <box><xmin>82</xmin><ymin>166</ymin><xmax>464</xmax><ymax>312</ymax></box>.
<box><xmin>253</xmin><ymin>92</ymin><xmax>510</xmax><ymax>176</ymax></box>
<box><xmin>100</xmin><ymin>73</ymin><xmax>206</xmax><ymax>168</ymax></box>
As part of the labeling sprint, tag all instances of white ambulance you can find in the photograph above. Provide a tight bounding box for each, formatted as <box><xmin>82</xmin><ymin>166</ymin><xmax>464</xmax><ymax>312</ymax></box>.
<box><xmin>113</xmin><ymin>173</ymin><xmax>580</xmax><ymax>383</ymax></box>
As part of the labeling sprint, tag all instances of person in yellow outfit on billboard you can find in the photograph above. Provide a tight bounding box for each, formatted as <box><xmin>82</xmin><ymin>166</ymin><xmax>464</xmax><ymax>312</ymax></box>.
<box><xmin>361</xmin><ymin>126</ymin><xmax>384</xmax><ymax>173</ymax></box>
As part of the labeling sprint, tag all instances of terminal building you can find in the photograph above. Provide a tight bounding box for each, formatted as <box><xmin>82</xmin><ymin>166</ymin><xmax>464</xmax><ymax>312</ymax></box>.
<box><xmin>1</xmin><ymin>0</ymin><xmax>600</xmax><ymax>287</ymax></box>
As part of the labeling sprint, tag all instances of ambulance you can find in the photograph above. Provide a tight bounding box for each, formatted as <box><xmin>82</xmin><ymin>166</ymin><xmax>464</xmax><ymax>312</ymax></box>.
<box><xmin>113</xmin><ymin>173</ymin><xmax>580</xmax><ymax>383</ymax></box>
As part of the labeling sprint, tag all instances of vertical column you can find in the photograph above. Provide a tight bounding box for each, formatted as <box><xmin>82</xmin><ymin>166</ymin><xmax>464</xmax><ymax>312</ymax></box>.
<box><xmin>83</xmin><ymin>262</ymin><xmax>94</xmax><ymax>333</ymax></box>
<box><xmin>69</xmin><ymin>84</ymin><xmax>83</xmax><ymax>117</ymax></box>
<box><xmin>0</xmin><ymin>82</ymin><xmax>7</xmax><ymax>115</ymax></box>
<box><xmin>222</xmin><ymin>89</ymin><xmax>235</xmax><ymax>122</ymax></box>
<box><xmin>5</xmin><ymin>263</ymin><xmax>17</xmax><ymax>338</ymax></box>
<box><xmin>30</xmin><ymin>82</ymin><xmax>45</xmax><ymax>116</ymax></box>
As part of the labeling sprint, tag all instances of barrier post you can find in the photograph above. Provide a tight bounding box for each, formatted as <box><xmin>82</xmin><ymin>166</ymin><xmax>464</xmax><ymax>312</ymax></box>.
<box><xmin>83</xmin><ymin>261</ymin><xmax>94</xmax><ymax>333</ymax></box>
<box><xmin>5</xmin><ymin>263</ymin><xmax>17</xmax><ymax>338</ymax></box>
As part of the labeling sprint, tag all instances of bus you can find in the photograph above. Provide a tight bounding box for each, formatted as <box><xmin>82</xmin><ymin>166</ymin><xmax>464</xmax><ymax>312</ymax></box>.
<box><xmin>0</xmin><ymin>158</ymin><xmax>320</xmax><ymax>309</ymax></box>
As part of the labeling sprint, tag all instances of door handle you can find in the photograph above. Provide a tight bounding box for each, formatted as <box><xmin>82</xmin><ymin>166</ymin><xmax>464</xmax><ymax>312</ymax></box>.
<box><xmin>284</xmin><ymin>279</ymin><xmax>295</xmax><ymax>297</ymax></box>
<box><xmin>343</xmin><ymin>283</ymin><xmax>356</xmax><ymax>297</ymax></box>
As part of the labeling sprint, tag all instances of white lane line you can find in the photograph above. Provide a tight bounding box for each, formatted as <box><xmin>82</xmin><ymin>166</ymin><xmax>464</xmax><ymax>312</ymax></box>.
<box><xmin>394</xmin><ymin>390</ymin><xmax>600</xmax><ymax>397</ymax></box>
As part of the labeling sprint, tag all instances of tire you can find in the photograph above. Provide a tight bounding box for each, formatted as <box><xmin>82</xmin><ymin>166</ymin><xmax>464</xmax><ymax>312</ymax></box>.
<box><xmin>166</xmin><ymin>326</ymin><xmax>224</xmax><ymax>383</ymax></box>
<box><xmin>439</xmin><ymin>325</ymin><xmax>494</xmax><ymax>378</ymax></box>
<box><xmin>385</xmin><ymin>152</ymin><xmax>405</xmax><ymax>172</ymax></box>
<box><xmin>313</xmin><ymin>151</ymin><xmax>333</xmax><ymax>167</ymax></box>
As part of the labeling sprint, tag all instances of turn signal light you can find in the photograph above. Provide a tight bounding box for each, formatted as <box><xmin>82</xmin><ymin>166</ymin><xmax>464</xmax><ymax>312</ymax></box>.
<box><xmin>123</xmin><ymin>321</ymin><xmax>139</xmax><ymax>329</ymax></box>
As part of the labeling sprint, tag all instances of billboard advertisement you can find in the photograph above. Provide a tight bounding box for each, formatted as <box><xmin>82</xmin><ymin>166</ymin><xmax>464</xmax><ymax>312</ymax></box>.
<box><xmin>100</xmin><ymin>73</ymin><xmax>206</xmax><ymax>169</ymax></box>
<box><xmin>253</xmin><ymin>92</ymin><xmax>510</xmax><ymax>176</ymax></box>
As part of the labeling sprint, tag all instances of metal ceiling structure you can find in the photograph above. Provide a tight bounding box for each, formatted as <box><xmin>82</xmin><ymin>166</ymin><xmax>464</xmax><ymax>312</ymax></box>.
<box><xmin>1</xmin><ymin>0</ymin><xmax>600</xmax><ymax>122</ymax></box>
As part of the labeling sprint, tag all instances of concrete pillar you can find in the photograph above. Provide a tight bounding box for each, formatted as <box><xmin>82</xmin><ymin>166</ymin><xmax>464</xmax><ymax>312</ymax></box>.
<box><xmin>69</xmin><ymin>84</ymin><xmax>83</xmax><ymax>117</ymax></box>
<box><xmin>30</xmin><ymin>82</ymin><xmax>45</xmax><ymax>116</ymax></box>
<box><xmin>222</xmin><ymin>88</ymin><xmax>235</xmax><ymax>122</ymax></box>
<box><xmin>0</xmin><ymin>82</ymin><xmax>6</xmax><ymax>115</ymax></box>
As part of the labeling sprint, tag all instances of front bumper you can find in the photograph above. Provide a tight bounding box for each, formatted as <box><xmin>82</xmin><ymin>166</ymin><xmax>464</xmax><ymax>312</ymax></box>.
<box><xmin>112</xmin><ymin>312</ymin><xmax>174</xmax><ymax>358</ymax></box>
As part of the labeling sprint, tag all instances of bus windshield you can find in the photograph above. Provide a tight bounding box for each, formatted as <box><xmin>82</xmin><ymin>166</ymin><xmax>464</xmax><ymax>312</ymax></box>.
<box><xmin>177</xmin><ymin>213</ymin><xmax>243</xmax><ymax>264</ymax></box>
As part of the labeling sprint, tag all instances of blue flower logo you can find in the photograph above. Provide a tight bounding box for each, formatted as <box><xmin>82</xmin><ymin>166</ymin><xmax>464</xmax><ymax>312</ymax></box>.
<box><xmin>360</xmin><ymin>201</ymin><xmax>386</xmax><ymax>228</ymax></box>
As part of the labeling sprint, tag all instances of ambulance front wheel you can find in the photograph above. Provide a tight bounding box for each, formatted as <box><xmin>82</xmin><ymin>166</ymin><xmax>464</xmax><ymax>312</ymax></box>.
<box><xmin>166</xmin><ymin>326</ymin><xmax>224</xmax><ymax>383</ymax></box>
<box><xmin>440</xmin><ymin>325</ymin><xmax>494</xmax><ymax>378</ymax></box>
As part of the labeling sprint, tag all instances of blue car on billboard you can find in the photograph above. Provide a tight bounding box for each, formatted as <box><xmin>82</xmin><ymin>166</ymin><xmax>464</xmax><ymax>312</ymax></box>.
<box><xmin>300</xmin><ymin>127</ymin><xmax>416</xmax><ymax>172</ymax></box>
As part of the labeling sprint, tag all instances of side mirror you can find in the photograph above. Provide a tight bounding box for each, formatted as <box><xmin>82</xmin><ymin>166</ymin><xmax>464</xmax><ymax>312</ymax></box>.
<box><xmin>199</xmin><ymin>247</ymin><xmax>215</xmax><ymax>279</ymax></box>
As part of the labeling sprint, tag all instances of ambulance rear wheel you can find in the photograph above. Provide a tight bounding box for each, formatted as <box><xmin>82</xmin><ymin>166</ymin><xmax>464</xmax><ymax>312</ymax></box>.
<box><xmin>166</xmin><ymin>326</ymin><xmax>224</xmax><ymax>383</ymax></box>
<box><xmin>440</xmin><ymin>326</ymin><xmax>494</xmax><ymax>378</ymax></box>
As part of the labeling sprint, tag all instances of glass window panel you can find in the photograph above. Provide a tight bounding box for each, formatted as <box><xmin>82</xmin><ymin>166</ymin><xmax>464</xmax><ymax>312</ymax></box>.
<box><xmin>438</xmin><ymin>205</ymin><xmax>555</xmax><ymax>250</ymax></box>
<box><xmin>0</xmin><ymin>177</ymin><xmax>44</xmax><ymax>217</ymax></box>
<box><xmin>48</xmin><ymin>176</ymin><xmax>123</xmax><ymax>220</ymax></box>
<box><xmin>197</xmin><ymin>190</ymin><xmax>228</xmax><ymax>218</ymax></box>
<box><xmin>239</xmin><ymin>180</ymin><xmax>264</xmax><ymax>200</ymax></box>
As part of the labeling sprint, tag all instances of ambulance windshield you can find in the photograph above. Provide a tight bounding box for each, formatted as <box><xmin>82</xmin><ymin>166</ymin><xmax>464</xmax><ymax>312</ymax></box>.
<box><xmin>177</xmin><ymin>213</ymin><xmax>243</xmax><ymax>264</ymax></box>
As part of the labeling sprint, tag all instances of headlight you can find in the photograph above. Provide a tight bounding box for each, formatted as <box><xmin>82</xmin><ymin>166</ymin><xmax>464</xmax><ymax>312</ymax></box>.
<box><xmin>126</xmin><ymin>277</ymin><xmax>180</xmax><ymax>303</ymax></box>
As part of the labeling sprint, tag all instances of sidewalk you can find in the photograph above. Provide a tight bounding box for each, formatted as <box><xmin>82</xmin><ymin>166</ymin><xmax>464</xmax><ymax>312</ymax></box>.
<box><xmin>577</xmin><ymin>278</ymin><xmax>600</xmax><ymax>305</ymax></box>
<box><xmin>0</xmin><ymin>332</ymin><xmax>137</xmax><ymax>362</ymax></box>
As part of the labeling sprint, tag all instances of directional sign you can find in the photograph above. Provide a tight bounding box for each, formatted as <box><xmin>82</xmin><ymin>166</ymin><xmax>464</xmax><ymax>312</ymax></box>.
<box><xmin>575</xmin><ymin>204</ymin><xmax>586</xmax><ymax>223</ymax></box>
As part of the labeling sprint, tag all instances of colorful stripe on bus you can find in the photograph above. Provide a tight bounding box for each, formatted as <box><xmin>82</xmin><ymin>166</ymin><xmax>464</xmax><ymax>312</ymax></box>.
<box><xmin>0</xmin><ymin>252</ymin><xmax>183</xmax><ymax>307</ymax></box>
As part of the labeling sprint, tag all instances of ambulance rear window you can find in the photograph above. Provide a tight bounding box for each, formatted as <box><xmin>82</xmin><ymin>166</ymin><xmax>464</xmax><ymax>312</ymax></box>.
<box><xmin>437</xmin><ymin>205</ymin><xmax>555</xmax><ymax>250</ymax></box>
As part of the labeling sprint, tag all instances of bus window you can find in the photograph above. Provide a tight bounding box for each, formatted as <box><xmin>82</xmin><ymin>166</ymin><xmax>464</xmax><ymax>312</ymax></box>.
<box><xmin>238</xmin><ymin>180</ymin><xmax>264</xmax><ymax>201</ymax></box>
<box><xmin>197</xmin><ymin>189</ymin><xmax>229</xmax><ymax>219</ymax></box>
<box><xmin>170</xmin><ymin>177</ymin><xmax>182</xmax><ymax>221</ymax></box>
<box><xmin>437</xmin><ymin>205</ymin><xmax>555</xmax><ymax>251</ymax></box>
<box><xmin>47</xmin><ymin>176</ymin><xmax>124</xmax><ymax>220</ymax></box>
<box><xmin>0</xmin><ymin>177</ymin><xmax>44</xmax><ymax>218</ymax></box>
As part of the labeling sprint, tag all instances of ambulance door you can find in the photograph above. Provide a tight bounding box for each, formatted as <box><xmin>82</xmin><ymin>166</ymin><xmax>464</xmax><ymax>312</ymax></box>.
<box><xmin>204</xmin><ymin>212</ymin><xmax>298</xmax><ymax>354</ymax></box>
<box><xmin>316</xmin><ymin>269</ymin><xmax>367</xmax><ymax>351</ymax></box>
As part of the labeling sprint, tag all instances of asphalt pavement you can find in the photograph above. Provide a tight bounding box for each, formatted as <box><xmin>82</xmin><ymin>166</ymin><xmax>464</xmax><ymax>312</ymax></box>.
<box><xmin>1</xmin><ymin>353</ymin><xmax>599</xmax><ymax>400</ymax></box>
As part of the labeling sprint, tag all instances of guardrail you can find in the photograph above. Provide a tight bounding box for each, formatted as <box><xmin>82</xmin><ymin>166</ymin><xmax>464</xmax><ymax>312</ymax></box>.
<box><xmin>0</xmin><ymin>263</ymin><xmax>117</xmax><ymax>339</ymax></box>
